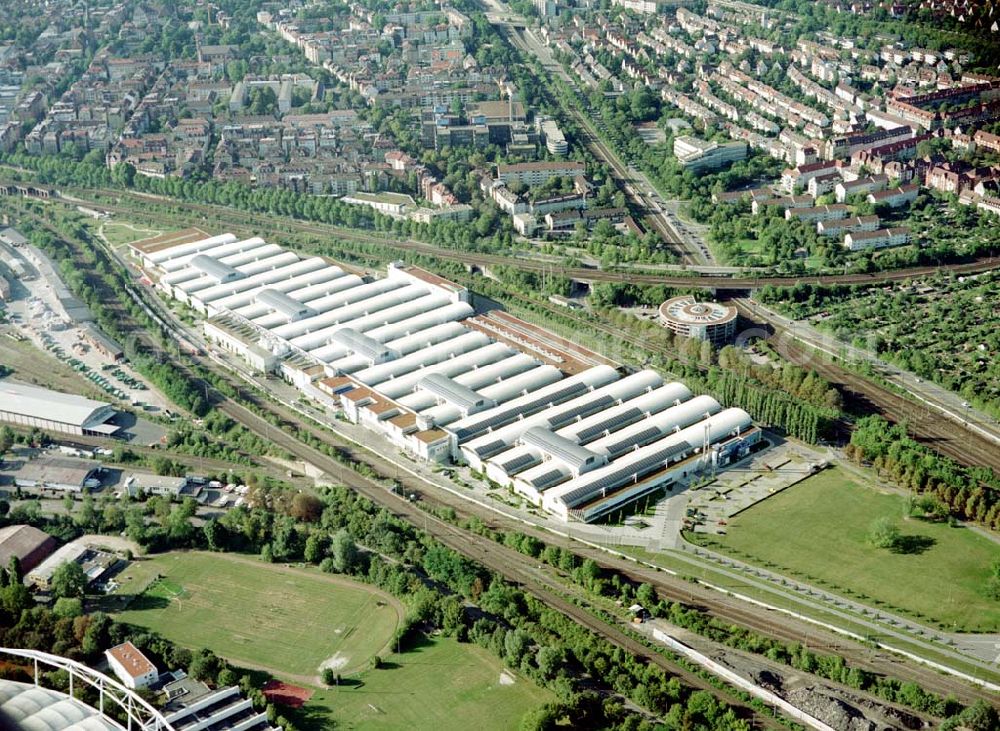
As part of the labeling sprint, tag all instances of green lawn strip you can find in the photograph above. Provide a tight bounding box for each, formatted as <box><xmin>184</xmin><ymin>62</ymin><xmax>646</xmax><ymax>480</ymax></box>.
<box><xmin>688</xmin><ymin>468</ymin><xmax>1000</xmax><ymax>632</ymax></box>
<box><xmin>113</xmin><ymin>551</ymin><xmax>401</xmax><ymax>678</ymax></box>
<box><xmin>296</xmin><ymin>636</ymin><xmax>553</xmax><ymax>731</ymax></box>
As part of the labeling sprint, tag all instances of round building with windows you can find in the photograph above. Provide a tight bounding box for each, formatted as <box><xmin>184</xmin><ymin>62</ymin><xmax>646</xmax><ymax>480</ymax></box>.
<box><xmin>658</xmin><ymin>296</ymin><xmax>738</xmax><ymax>345</ymax></box>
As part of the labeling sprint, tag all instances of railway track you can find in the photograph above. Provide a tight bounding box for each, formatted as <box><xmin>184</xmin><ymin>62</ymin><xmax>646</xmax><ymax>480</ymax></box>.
<box><xmin>20</xmin><ymin>185</ymin><xmax>1000</xmax><ymax>289</ymax></box>
<box><xmin>12</xmin><ymin>207</ymin><xmax>787</xmax><ymax>728</ymax></box>
<box><xmin>495</xmin><ymin>292</ymin><xmax>1000</xmax><ymax>476</ymax></box>
<box><xmin>12</xmin><ymin>195</ymin><xmax>998</xmax><ymax>712</ymax></box>
<box><xmin>573</xmin><ymin>112</ymin><xmax>693</xmax><ymax>263</ymax></box>
<box><xmin>740</xmin><ymin>307</ymin><xmax>1000</xmax><ymax>475</ymax></box>
<box><xmin>202</xmin><ymin>387</ymin><xmax>786</xmax><ymax>730</ymax></box>
<box><xmin>480</xmin><ymin>0</ymin><xmax>702</xmax><ymax>265</ymax></box>
<box><xmin>223</xmin><ymin>382</ymin><xmax>998</xmax><ymax>710</ymax></box>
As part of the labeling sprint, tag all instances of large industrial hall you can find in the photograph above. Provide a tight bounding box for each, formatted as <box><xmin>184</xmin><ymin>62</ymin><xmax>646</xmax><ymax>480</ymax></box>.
<box><xmin>0</xmin><ymin>381</ymin><xmax>120</xmax><ymax>437</ymax></box>
<box><xmin>132</xmin><ymin>231</ymin><xmax>763</xmax><ymax>523</ymax></box>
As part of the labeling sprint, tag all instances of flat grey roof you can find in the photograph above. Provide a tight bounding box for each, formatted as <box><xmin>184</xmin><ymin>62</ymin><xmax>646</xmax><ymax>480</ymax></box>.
<box><xmin>126</xmin><ymin>472</ymin><xmax>187</xmax><ymax>490</ymax></box>
<box><xmin>13</xmin><ymin>456</ymin><xmax>100</xmax><ymax>487</ymax></box>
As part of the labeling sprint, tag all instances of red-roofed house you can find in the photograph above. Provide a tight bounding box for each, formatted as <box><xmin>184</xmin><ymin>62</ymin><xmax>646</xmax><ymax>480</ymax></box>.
<box><xmin>106</xmin><ymin>641</ymin><xmax>158</xmax><ymax>689</ymax></box>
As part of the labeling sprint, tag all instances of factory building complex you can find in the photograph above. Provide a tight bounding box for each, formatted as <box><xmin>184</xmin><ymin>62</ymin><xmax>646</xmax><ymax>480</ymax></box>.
<box><xmin>130</xmin><ymin>231</ymin><xmax>762</xmax><ymax>523</ymax></box>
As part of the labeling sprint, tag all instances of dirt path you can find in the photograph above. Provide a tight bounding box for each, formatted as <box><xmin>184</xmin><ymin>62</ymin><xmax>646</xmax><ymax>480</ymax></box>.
<box><xmin>79</xmin><ymin>534</ymin><xmax>143</xmax><ymax>555</ymax></box>
<box><xmin>97</xmin><ymin>221</ymin><xmax>162</xmax><ymax>248</ymax></box>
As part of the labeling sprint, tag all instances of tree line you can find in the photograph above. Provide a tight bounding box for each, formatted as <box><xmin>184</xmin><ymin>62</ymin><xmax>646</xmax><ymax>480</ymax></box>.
<box><xmin>0</xmin><ymin>474</ymin><xmax>778</xmax><ymax>730</ymax></box>
<box><xmin>14</xmin><ymin>209</ymin><xmax>211</xmax><ymax>416</ymax></box>
<box><xmin>846</xmin><ymin>415</ymin><xmax>1000</xmax><ymax>530</ymax></box>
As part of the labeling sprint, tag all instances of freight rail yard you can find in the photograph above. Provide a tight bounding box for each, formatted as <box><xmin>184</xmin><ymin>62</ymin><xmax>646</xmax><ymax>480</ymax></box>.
<box><xmin>131</xmin><ymin>231</ymin><xmax>763</xmax><ymax>523</ymax></box>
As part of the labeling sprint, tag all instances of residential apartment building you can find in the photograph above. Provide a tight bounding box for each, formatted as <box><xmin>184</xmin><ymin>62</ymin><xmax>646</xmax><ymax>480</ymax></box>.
<box><xmin>844</xmin><ymin>226</ymin><xmax>911</xmax><ymax>250</ymax></box>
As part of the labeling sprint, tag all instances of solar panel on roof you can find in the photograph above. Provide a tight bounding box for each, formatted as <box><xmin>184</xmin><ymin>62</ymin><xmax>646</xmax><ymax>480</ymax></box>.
<box><xmin>547</xmin><ymin>394</ymin><xmax>615</xmax><ymax>429</ymax></box>
<box><xmin>561</xmin><ymin>441</ymin><xmax>691</xmax><ymax>507</ymax></box>
<box><xmin>453</xmin><ymin>382</ymin><xmax>589</xmax><ymax>442</ymax></box>
<box><xmin>605</xmin><ymin>426</ymin><xmax>660</xmax><ymax>456</ymax></box>
<box><xmin>574</xmin><ymin>407</ymin><xmax>642</xmax><ymax>443</ymax></box>
<box><xmin>530</xmin><ymin>468</ymin><xmax>569</xmax><ymax>490</ymax></box>
<box><xmin>473</xmin><ymin>439</ymin><xmax>508</xmax><ymax>459</ymax></box>
<box><xmin>500</xmin><ymin>453</ymin><xmax>540</xmax><ymax>474</ymax></box>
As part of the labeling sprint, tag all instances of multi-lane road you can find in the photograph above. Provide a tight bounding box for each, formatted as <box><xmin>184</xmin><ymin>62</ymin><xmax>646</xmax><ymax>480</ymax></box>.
<box><xmin>16</xmin><ymin>200</ymin><xmax>1000</xmax><ymax>717</ymax></box>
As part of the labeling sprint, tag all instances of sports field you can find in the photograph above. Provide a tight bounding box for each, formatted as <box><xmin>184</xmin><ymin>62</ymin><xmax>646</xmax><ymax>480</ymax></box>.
<box><xmin>114</xmin><ymin>552</ymin><xmax>402</xmax><ymax>679</ymax></box>
<box><xmin>298</xmin><ymin>636</ymin><xmax>554</xmax><ymax>731</ymax></box>
<box><xmin>690</xmin><ymin>467</ymin><xmax>1000</xmax><ymax>631</ymax></box>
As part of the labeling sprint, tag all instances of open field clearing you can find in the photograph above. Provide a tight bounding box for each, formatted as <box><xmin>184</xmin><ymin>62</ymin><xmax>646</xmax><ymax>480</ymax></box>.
<box><xmin>99</xmin><ymin>221</ymin><xmax>164</xmax><ymax>247</ymax></box>
<box><xmin>114</xmin><ymin>552</ymin><xmax>402</xmax><ymax>679</ymax></box>
<box><xmin>689</xmin><ymin>467</ymin><xmax>1000</xmax><ymax>632</ymax></box>
<box><xmin>297</xmin><ymin>636</ymin><xmax>554</xmax><ymax>731</ymax></box>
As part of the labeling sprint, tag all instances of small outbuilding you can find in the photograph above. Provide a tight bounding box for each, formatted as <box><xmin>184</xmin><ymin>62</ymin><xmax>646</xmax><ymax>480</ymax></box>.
<box><xmin>106</xmin><ymin>641</ymin><xmax>158</xmax><ymax>690</ymax></box>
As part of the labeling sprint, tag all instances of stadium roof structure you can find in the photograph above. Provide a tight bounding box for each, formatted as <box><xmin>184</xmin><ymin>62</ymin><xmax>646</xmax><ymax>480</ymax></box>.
<box><xmin>0</xmin><ymin>649</ymin><xmax>174</xmax><ymax>731</ymax></box>
<box><xmin>0</xmin><ymin>681</ymin><xmax>123</xmax><ymax>731</ymax></box>
<box><xmin>0</xmin><ymin>381</ymin><xmax>118</xmax><ymax>432</ymax></box>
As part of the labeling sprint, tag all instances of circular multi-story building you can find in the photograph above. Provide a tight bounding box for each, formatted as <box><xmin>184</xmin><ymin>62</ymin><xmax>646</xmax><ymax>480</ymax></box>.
<box><xmin>658</xmin><ymin>296</ymin><xmax>738</xmax><ymax>345</ymax></box>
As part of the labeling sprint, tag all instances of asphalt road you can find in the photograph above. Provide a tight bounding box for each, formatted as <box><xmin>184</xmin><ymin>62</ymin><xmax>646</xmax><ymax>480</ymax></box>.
<box><xmin>10</xmin><ymin>179</ymin><xmax>999</xmax><ymax>713</ymax></box>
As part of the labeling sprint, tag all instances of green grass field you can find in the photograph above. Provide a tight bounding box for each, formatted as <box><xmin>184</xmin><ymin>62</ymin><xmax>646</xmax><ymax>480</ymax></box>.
<box><xmin>296</xmin><ymin>636</ymin><xmax>553</xmax><ymax>731</ymax></box>
<box><xmin>99</xmin><ymin>221</ymin><xmax>163</xmax><ymax>247</ymax></box>
<box><xmin>114</xmin><ymin>552</ymin><xmax>401</xmax><ymax>678</ymax></box>
<box><xmin>689</xmin><ymin>467</ymin><xmax>1000</xmax><ymax>631</ymax></box>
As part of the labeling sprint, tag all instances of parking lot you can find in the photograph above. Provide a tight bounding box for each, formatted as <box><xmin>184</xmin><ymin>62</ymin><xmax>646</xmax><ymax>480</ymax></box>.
<box><xmin>3</xmin><ymin>243</ymin><xmax>173</xmax><ymax>413</ymax></box>
<box><xmin>684</xmin><ymin>440</ymin><xmax>829</xmax><ymax>535</ymax></box>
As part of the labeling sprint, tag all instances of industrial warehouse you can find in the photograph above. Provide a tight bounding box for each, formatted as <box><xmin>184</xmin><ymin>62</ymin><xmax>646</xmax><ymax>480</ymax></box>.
<box><xmin>0</xmin><ymin>381</ymin><xmax>121</xmax><ymax>437</ymax></box>
<box><xmin>131</xmin><ymin>232</ymin><xmax>763</xmax><ymax>523</ymax></box>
